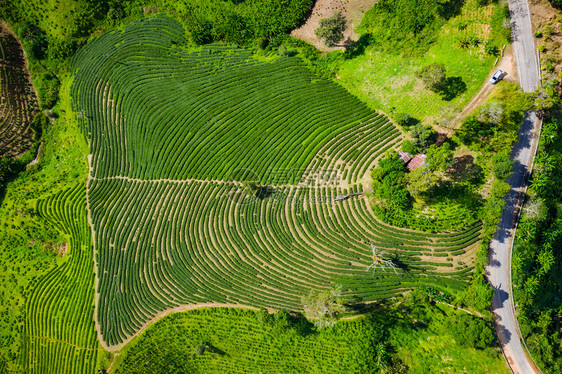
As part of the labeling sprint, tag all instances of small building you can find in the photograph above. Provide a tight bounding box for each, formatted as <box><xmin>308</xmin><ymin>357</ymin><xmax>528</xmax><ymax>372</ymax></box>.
<box><xmin>407</xmin><ymin>154</ymin><xmax>426</xmax><ymax>171</ymax></box>
<box><xmin>398</xmin><ymin>151</ymin><xmax>413</xmax><ymax>164</ymax></box>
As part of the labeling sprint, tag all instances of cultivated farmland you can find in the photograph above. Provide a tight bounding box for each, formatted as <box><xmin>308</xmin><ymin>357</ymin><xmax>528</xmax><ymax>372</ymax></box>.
<box><xmin>0</xmin><ymin>22</ymin><xmax>38</xmax><ymax>157</ymax></box>
<box><xmin>70</xmin><ymin>15</ymin><xmax>481</xmax><ymax>348</ymax></box>
<box><xmin>26</xmin><ymin>185</ymin><xmax>98</xmax><ymax>372</ymax></box>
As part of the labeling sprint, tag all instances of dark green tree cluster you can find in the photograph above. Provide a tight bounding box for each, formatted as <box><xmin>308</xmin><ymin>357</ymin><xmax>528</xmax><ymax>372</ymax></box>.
<box><xmin>371</xmin><ymin>151</ymin><xmax>411</xmax><ymax>210</ymax></box>
<box><xmin>406</xmin><ymin>143</ymin><xmax>453</xmax><ymax>203</ymax></box>
<box><xmin>358</xmin><ymin>0</ymin><xmax>463</xmax><ymax>55</ymax></box>
<box><xmin>176</xmin><ymin>0</ymin><xmax>313</xmax><ymax>47</ymax></box>
<box><xmin>315</xmin><ymin>12</ymin><xmax>347</xmax><ymax>47</ymax></box>
<box><xmin>402</xmin><ymin>123</ymin><xmax>438</xmax><ymax>154</ymax></box>
<box><xmin>450</xmin><ymin>314</ymin><xmax>496</xmax><ymax>349</ymax></box>
<box><xmin>456</xmin><ymin>84</ymin><xmax>530</xmax><ymax>152</ymax></box>
<box><xmin>20</xmin><ymin>22</ymin><xmax>48</xmax><ymax>60</ymax></box>
<box><xmin>35</xmin><ymin>73</ymin><xmax>59</xmax><ymax>110</ymax></box>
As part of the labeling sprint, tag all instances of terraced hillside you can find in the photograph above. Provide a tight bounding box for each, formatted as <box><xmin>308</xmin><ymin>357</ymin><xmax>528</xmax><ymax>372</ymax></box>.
<box><xmin>25</xmin><ymin>185</ymin><xmax>98</xmax><ymax>373</ymax></box>
<box><xmin>71</xmin><ymin>14</ymin><xmax>482</xmax><ymax>348</ymax></box>
<box><xmin>0</xmin><ymin>22</ymin><xmax>38</xmax><ymax>157</ymax></box>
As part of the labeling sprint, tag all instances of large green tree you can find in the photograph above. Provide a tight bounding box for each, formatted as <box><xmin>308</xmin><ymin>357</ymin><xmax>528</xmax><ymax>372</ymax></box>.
<box><xmin>315</xmin><ymin>12</ymin><xmax>347</xmax><ymax>47</ymax></box>
<box><xmin>425</xmin><ymin>143</ymin><xmax>453</xmax><ymax>173</ymax></box>
<box><xmin>416</xmin><ymin>63</ymin><xmax>447</xmax><ymax>92</ymax></box>
<box><xmin>406</xmin><ymin>166</ymin><xmax>439</xmax><ymax>203</ymax></box>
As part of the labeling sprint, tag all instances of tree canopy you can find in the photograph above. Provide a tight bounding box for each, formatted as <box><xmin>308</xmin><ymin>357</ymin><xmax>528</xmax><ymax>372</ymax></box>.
<box><xmin>315</xmin><ymin>12</ymin><xmax>347</xmax><ymax>47</ymax></box>
<box><xmin>371</xmin><ymin>152</ymin><xmax>412</xmax><ymax>209</ymax></box>
<box><xmin>416</xmin><ymin>63</ymin><xmax>447</xmax><ymax>93</ymax></box>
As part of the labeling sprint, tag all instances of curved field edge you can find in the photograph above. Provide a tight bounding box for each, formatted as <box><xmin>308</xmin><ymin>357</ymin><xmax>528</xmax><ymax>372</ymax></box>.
<box><xmin>69</xmin><ymin>14</ymin><xmax>483</xmax><ymax>348</ymax></box>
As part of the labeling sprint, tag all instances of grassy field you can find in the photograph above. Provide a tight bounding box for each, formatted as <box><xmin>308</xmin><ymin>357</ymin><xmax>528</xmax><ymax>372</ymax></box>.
<box><xmin>337</xmin><ymin>0</ymin><xmax>509</xmax><ymax>126</ymax></box>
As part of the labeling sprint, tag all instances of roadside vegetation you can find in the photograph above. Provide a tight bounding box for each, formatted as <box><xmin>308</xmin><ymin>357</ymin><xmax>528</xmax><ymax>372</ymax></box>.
<box><xmin>509</xmin><ymin>1</ymin><xmax>562</xmax><ymax>371</ymax></box>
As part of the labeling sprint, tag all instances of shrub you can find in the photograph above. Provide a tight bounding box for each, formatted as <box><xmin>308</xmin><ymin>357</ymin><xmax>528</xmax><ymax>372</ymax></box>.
<box><xmin>491</xmin><ymin>154</ymin><xmax>513</xmax><ymax>180</ymax></box>
<box><xmin>409</xmin><ymin>123</ymin><xmax>438</xmax><ymax>153</ymax></box>
<box><xmin>191</xmin><ymin>19</ymin><xmax>214</xmax><ymax>45</ymax></box>
<box><xmin>35</xmin><ymin>73</ymin><xmax>60</xmax><ymax>110</ymax></box>
<box><xmin>416</xmin><ymin>63</ymin><xmax>447</xmax><ymax>92</ymax></box>
<box><xmin>315</xmin><ymin>12</ymin><xmax>347</xmax><ymax>47</ymax></box>
<box><xmin>451</xmin><ymin>314</ymin><xmax>496</xmax><ymax>349</ymax></box>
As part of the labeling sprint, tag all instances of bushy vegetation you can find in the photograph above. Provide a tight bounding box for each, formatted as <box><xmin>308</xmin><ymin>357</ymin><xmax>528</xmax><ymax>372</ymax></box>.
<box><xmin>455</xmin><ymin>83</ymin><xmax>531</xmax><ymax>314</ymax></box>
<box><xmin>357</xmin><ymin>0</ymin><xmax>465</xmax><ymax>56</ymax></box>
<box><xmin>371</xmin><ymin>143</ymin><xmax>480</xmax><ymax>233</ymax></box>
<box><xmin>402</xmin><ymin>124</ymin><xmax>438</xmax><ymax>154</ymax></box>
<box><xmin>457</xmin><ymin>84</ymin><xmax>530</xmax><ymax>152</ymax></box>
<box><xmin>371</xmin><ymin>152</ymin><xmax>411</xmax><ymax>210</ymax></box>
<box><xmin>450</xmin><ymin>313</ymin><xmax>497</xmax><ymax>349</ymax></box>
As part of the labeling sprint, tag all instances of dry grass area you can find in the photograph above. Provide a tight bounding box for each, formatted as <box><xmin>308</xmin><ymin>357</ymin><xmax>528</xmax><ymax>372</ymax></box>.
<box><xmin>291</xmin><ymin>0</ymin><xmax>377</xmax><ymax>51</ymax></box>
<box><xmin>529</xmin><ymin>0</ymin><xmax>562</xmax><ymax>78</ymax></box>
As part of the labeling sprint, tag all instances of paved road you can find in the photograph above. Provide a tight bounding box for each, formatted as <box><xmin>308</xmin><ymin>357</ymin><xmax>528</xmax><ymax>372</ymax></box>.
<box><xmin>509</xmin><ymin>0</ymin><xmax>539</xmax><ymax>92</ymax></box>
<box><xmin>486</xmin><ymin>1</ymin><xmax>540</xmax><ymax>373</ymax></box>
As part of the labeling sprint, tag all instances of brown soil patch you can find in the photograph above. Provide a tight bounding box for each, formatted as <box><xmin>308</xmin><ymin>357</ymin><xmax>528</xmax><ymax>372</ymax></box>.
<box><xmin>529</xmin><ymin>0</ymin><xmax>562</xmax><ymax>81</ymax></box>
<box><xmin>0</xmin><ymin>21</ymin><xmax>39</xmax><ymax>158</ymax></box>
<box><xmin>291</xmin><ymin>0</ymin><xmax>377</xmax><ymax>52</ymax></box>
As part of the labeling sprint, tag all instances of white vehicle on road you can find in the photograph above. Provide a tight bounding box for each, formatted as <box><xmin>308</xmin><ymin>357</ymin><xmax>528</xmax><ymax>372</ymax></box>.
<box><xmin>489</xmin><ymin>68</ymin><xmax>504</xmax><ymax>84</ymax></box>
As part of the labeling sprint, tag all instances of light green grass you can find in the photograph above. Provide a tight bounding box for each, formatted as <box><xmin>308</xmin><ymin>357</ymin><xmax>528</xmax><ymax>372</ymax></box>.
<box><xmin>338</xmin><ymin>0</ymin><xmax>506</xmax><ymax>125</ymax></box>
<box><xmin>387</xmin><ymin>293</ymin><xmax>510</xmax><ymax>374</ymax></box>
<box><xmin>397</xmin><ymin>333</ymin><xmax>509</xmax><ymax>374</ymax></box>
